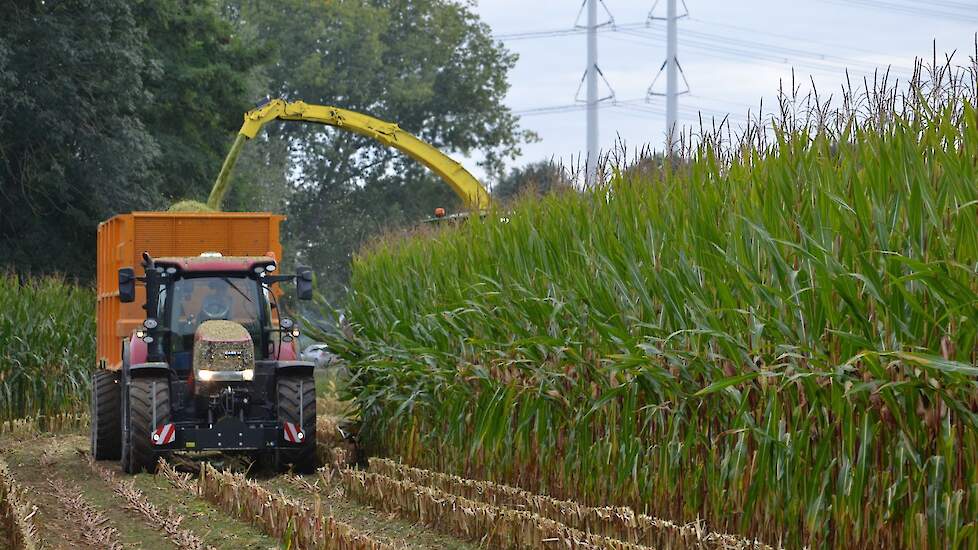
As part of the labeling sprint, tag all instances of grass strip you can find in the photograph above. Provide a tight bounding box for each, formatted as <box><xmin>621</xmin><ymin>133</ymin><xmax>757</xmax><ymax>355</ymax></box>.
<box><xmin>340</xmin><ymin>468</ymin><xmax>653</xmax><ymax>550</ymax></box>
<box><xmin>158</xmin><ymin>459</ymin><xmax>393</xmax><ymax>550</ymax></box>
<box><xmin>369</xmin><ymin>458</ymin><xmax>770</xmax><ymax>549</ymax></box>
<box><xmin>0</xmin><ymin>459</ymin><xmax>40</xmax><ymax>550</ymax></box>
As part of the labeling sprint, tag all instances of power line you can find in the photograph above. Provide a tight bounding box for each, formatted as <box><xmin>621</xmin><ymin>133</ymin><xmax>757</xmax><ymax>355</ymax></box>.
<box><xmin>494</xmin><ymin>20</ymin><xmax>914</xmax><ymax>77</ymax></box>
<box><xmin>494</xmin><ymin>27</ymin><xmax>589</xmax><ymax>41</ymax></box>
<box><xmin>819</xmin><ymin>0</ymin><xmax>978</xmax><ymax>23</ymax></box>
<box><xmin>687</xmin><ymin>17</ymin><xmax>900</xmax><ymax>60</ymax></box>
<box><xmin>605</xmin><ymin>29</ymin><xmax>912</xmax><ymax>81</ymax></box>
<box><xmin>515</xmin><ymin>97</ymin><xmax>747</xmax><ymax>123</ymax></box>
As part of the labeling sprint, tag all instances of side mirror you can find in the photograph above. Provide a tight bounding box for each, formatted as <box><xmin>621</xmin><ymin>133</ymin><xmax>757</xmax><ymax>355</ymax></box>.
<box><xmin>119</xmin><ymin>268</ymin><xmax>136</xmax><ymax>303</ymax></box>
<box><xmin>296</xmin><ymin>266</ymin><xmax>313</xmax><ymax>301</ymax></box>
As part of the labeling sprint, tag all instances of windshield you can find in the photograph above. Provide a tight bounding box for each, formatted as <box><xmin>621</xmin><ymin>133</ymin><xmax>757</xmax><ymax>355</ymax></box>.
<box><xmin>168</xmin><ymin>276</ymin><xmax>263</xmax><ymax>359</ymax></box>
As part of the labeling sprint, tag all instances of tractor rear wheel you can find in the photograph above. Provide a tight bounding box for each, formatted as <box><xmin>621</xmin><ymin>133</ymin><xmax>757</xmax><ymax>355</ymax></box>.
<box><xmin>90</xmin><ymin>370</ymin><xmax>121</xmax><ymax>460</ymax></box>
<box><xmin>123</xmin><ymin>376</ymin><xmax>171</xmax><ymax>474</ymax></box>
<box><xmin>277</xmin><ymin>375</ymin><xmax>317</xmax><ymax>473</ymax></box>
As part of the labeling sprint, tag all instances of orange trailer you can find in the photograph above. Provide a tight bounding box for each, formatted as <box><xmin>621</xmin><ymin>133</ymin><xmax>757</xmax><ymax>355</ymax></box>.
<box><xmin>95</xmin><ymin>211</ymin><xmax>284</xmax><ymax>371</ymax></box>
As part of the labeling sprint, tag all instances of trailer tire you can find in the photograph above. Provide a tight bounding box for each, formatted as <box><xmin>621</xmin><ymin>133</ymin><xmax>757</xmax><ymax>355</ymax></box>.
<box><xmin>123</xmin><ymin>376</ymin><xmax>171</xmax><ymax>474</ymax></box>
<box><xmin>277</xmin><ymin>375</ymin><xmax>317</xmax><ymax>473</ymax></box>
<box><xmin>91</xmin><ymin>370</ymin><xmax>121</xmax><ymax>460</ymax></box>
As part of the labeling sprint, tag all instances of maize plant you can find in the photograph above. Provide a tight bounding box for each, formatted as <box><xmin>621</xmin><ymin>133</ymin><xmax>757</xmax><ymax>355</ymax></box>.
<box><xmin>0</xmin><ymin>273</ymin><xmax>94</xmax><ymax>422</ymax></box>
<box><xmin>330</xmin><ymin>55</ymin><xmax>978</xmax><ymax>548</ymax></box>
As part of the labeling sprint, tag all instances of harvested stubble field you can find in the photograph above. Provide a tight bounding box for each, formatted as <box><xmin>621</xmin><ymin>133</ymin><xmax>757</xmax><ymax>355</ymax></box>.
<box><xmin>1</xmin><ymin>415</ymin><xmax>745</xmax><ymax>550</ymax></box>
<box><xmin>0</xmin><ymin>419</ymin><xmax>530</xmax><ymax>549</ymax></box>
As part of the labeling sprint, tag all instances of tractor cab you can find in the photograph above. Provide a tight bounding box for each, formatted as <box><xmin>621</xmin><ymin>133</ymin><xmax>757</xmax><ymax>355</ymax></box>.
<box><xmin>146</xmin><ymin>255</ymin><xmax>287</xmax><ymax>376</ymax></box>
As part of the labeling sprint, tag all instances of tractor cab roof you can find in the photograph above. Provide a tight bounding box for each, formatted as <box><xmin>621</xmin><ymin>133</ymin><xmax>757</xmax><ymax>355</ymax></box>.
<box><xmin>154</xmin><ymin>254</ymin><xmax>277</xmax><ymax>274</ymax></box>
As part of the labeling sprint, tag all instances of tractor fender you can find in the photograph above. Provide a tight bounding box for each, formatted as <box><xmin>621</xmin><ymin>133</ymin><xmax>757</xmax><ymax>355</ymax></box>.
<box><xmin>128</xmin><ymin>362</ymin><xmax>171</xmax><ymax>378</ymax></box>
<box><xmin>270</xmin><ymin>338</ymin><xmax>299</xmax><ymax>361</ymax></box>
<box><xmin>128</xmin><ymin>334</ymin><xmax>148</xmax><ymax>365</ymax></box>
<box><xmin>274</xmin><ymin>361</ymin><xmax>315</xmax><ymax>377</ymax></box>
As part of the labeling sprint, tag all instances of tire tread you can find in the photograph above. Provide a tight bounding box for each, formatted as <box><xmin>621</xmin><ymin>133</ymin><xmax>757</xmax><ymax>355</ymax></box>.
<box><xmin>277</xmin><ymin>376</ymin><xmax>317</xmax><ymax>473</ymax></box>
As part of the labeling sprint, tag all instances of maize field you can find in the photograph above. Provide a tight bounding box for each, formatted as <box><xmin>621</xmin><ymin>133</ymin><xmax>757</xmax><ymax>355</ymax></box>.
<box><xmin>330</xmin><ymin>56</ymin><xmax>978</xmax><ymax>548</ymax></box>
<box><xmin>0</xmin><ymin>273</ymin><xmax>94</xmax><ymax>422</ymax></box>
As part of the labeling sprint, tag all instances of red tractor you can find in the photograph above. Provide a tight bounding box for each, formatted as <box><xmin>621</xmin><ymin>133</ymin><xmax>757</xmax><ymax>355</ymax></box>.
<box><xmin>90</xmin><ymin>212</ymin><xmax>318</xmax><ymax>473</ymax></box>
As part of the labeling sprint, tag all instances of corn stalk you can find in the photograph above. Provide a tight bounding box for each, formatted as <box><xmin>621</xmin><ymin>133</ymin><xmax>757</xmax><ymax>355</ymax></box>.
<box><xmin>0</xmin><ymin>274</ymin><xmax>95</xmax><ymax>422</ymax></box>
<box><xmin>0</xmin><ymin>413</ymin><xmax>90</xmax><ymax>436</ymax></box>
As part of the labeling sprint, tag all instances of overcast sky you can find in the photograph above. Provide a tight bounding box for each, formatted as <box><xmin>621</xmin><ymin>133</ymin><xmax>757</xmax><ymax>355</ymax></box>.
<box><xmin>464</xmin><ymin>0</ymin><xmax>978</xmax><ymax>179</ymax></box>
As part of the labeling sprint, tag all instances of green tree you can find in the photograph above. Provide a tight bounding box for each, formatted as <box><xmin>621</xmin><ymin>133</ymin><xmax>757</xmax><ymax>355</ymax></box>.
<box><xmin>132</xmin><ymin>0</ymin><xmax>261</xmax><ymax>204</ymax></box>
<box><xmin>494</xmin><ymin>160</ymin><xmax>570</xmax><ymax>202</ymax></box>
<box><xmin>228</xmin><ymin>0</ymin><xmax>531</xmax><ymax>299</ymax></box>
<box><xmin>0</xmin><ymin>0</ymin><xmax>159</xmax><ymax>274</ymax></box>
<box><xmin>0</xmin><ymin>0</ymin><xmax>262</xmax><ymax>277</ymax></box>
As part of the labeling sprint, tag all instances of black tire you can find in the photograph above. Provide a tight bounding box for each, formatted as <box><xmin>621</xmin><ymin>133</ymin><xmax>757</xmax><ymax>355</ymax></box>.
<box><xmin>123</xmin><ymin>377</ymin><xmax>171</xmax><ymax>474</ymax></box>
<box><xmin>277</xmin><ymin>375</ymin><xmax>317</xmax><ymax>473</ymax></box>
<box><xmin>90</xmin><ymin>370</ymin><xmax>121</xmax><ymax>460</ymax></box>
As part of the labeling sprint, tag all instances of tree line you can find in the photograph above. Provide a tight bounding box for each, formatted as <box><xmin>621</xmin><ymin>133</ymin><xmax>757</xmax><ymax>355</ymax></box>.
<box><xmin>0</xmin><ymin>0</ymin><xmax>568</xmax><ymax>298</ymax></box>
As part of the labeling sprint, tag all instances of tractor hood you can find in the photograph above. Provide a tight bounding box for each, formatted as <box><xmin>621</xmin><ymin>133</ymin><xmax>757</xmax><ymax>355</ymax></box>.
<box><xmin>193</xmin><ymin>320</ymin><xmax>255</xmax><ymax>383</ymax></box>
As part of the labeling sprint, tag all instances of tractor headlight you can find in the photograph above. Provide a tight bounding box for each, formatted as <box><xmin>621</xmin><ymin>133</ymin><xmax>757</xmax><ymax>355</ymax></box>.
<box><xmin>196</xmin><ymin>369</ymin><xmax>253</xmax><ymax>383</ymax></box>
<box><xmin>143</xmin><ymin>318</ymin><xmax>159</xmax><ymax>330</ymax></box>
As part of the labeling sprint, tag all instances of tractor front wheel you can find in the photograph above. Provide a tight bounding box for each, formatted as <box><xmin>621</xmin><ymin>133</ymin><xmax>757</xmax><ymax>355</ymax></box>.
<box><xmin>90</xmin><ymin>370</ymin><xmax>121</xmax><ymax>460</ymax></box>
<box><xmin>122</xmin><ymin>376</ymin><xmax>171</xmax><ymax>474</ymax></box>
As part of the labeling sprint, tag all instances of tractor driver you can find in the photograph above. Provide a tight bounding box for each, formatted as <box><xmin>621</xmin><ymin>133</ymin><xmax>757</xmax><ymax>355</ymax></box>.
<box><xmin>199</xmin><ymin>280</ymin><xmax>233</xmax><ymax>321</ymax></box>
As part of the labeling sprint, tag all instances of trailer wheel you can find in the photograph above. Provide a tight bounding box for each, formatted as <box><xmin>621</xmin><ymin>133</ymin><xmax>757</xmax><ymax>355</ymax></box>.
<box><xmin>277</xmin><ymin>375</ymin><xmax>317</xmax><ymax>473</ymax></box>
<box><xmin>91</xmin><ymin>370</ymin><xmax>121</xmax><ymax>460</ymax></box>
<box><xmin>123</xmin><ymin>376</ymin><xmax>171</xmax><ymax>474</ymax></box>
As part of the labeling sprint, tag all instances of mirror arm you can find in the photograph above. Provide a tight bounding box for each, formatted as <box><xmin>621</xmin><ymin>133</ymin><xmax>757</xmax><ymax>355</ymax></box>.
<box><xmin>262</xmin><ymin>274</ymin><xmax>297</xmax><ymax>284</ymax></box>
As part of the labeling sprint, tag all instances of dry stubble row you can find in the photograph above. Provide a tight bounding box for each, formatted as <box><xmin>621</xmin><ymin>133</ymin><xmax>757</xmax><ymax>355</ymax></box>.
<box><xmin>369</xmin><ymin>458</ymin><xmax>772</xmax><ymax>549</ymax></box>
<box><xmin>47</xmin><ymin>477</ymin><xmax>125</xmax><ymax>550</ymax></box>
<box><xmin>158</xmin><ymin>459</ymin><xmax>394</xmax><ymax>550</ymax></box>
<box><xmin>340</xmin><ymin>468</ymin><xmax>654</xmax><ymax>550</ymax></box>
<box><xmin>89</xmin><ymin>457</ymin><xmax>213</xmax><ymax>550</ymax></box>
<box><xmin>0</xmin><ymin>458</ymin><xmax>41</xmax><ymax>550</ymax></box>
<box><xmin>0</xmin><ymin>412</ymin><xmax>89</xmax><ymax>436</ymax></box>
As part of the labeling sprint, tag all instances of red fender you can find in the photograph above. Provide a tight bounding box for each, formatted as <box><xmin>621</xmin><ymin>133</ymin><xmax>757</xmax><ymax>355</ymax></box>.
<box><xmin>270</xmin><ymin>338</ymin><xmax>298</xmax><ymax>361</ymax></box>
<box><xmin>128</xmin><ymin>333</ymin><xmax>148</xmax><ymax>365</ymax></box>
